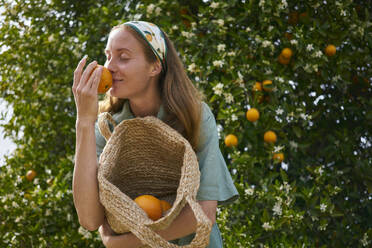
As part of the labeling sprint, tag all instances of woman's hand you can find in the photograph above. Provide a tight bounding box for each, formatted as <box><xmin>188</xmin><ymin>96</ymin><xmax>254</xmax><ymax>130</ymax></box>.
<box><xmin>72</xmin><ymin>56</ymin><xmax>103</xmax><ymax>125</ymax></box>
<box><xmin>98</xmin><ymin>218</ymin><xmax>116</xmax><ymax>247</ymax></box>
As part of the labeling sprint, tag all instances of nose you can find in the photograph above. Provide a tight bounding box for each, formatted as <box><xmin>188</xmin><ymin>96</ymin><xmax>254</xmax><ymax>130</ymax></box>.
<box><xmin>104</xmin><ymin>58</ymin><xmax>117</xmax><ymax>74</ymax></box>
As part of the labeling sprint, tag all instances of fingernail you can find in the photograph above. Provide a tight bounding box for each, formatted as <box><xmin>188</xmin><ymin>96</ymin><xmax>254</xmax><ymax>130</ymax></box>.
<box><xmin>83</xmin><ymin>54</ymin><xmax>88</xmax><ymax>60</ymax></box>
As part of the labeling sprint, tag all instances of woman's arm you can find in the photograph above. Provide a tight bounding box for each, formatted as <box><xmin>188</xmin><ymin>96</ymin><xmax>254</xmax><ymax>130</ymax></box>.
<box><xmin>72</xmin><ymin>57</ymin><xmax>105</xmax><ymax>231</ymax></box>
<box><xmin>73</xmin><ymin>120</ymin><xmax>105</xmax><ymax>231</ymax></box>
<box><xmin>100</xmin><ymin>200</ymin><xmax>217</xmax><ymax>248</ymax></box>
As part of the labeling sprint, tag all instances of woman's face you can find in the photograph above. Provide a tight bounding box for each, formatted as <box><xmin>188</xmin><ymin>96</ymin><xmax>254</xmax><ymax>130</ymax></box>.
<box><xmin>104</xmin><ymin>28</ymin><xmax>159</xmax><ymax>99</ymax></box>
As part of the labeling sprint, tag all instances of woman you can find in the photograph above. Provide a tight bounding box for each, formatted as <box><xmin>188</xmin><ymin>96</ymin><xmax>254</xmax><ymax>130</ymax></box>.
<box><xmin>72</xmin><ymin>21</ymin><xmax>238</xmax><ymax>247</ymax></box>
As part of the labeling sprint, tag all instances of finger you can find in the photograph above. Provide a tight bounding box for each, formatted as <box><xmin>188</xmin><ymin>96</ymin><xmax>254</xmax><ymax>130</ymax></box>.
<box><xmin>91</xmin><ymin>66</ymin><xmax>103</xmax><ymax>91</ymax></box>
<box><xmin>85</xmin><ymin>67</ymin><xmax>99</xmax><ymax>90</ymax></box>
<box><xmin>73</xmin><ymin>55</ymin><xmax>88</xmax><ymax>89</ymax></box>
<box><xmin>79</xmin><ymin>60</ymin><xmax>98</xmax><ymax>87</ymax></box>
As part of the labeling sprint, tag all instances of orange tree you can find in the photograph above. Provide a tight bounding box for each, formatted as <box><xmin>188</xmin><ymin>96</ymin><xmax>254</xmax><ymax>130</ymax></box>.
<box><xmin>0</xmin><ymin>0</ymin><xmax>371</xmax><ymax>247</ymax></box>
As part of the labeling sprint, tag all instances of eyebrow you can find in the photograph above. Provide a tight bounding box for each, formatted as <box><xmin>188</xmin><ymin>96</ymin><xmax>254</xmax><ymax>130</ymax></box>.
<box><xmin>104</xmin><ymin>48</ymin><xmax>132</xmax><ymax>53</ymax></box>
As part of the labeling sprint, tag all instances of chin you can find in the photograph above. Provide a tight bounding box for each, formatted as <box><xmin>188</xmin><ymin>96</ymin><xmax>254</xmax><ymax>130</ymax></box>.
<box><xmin>109</xmin><ymin>88</ymin><xmax>128</xmax><ymax>99</ymax></box>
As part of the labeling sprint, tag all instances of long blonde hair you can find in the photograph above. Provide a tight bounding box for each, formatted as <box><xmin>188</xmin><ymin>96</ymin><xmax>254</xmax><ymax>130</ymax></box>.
<box><xmin>99</xmin><ymin>24</ymin><xmax>203</xmax><ymax>150</ymax></box>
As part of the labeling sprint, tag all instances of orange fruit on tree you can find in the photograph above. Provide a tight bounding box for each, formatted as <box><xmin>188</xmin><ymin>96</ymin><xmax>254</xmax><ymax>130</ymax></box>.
<box><xmin>160</xmin><ymin>200</ymin><xmax>172</xmax><ymax>213</ymax></box>
<box><xmin>278</xmin><ymin>54</ymin><xmax>291</xmax><ymax>65</ymax></box>
<box><xmin>281</xmin><ymin>48</ymin><xmax>293</xmax><ymax>59</ymax></box>
<box><xmin>134</xmin><ymin>195</ymin><xmax>162</xmax><ymax>221</ymax></box>
<box><xmin>96</xmin><ymin>65</ymin><xmax>112</xmax><ymax>94</ymax></box>
<box><xmin>246</xmin><ymin>108</ymin><xmax>260</xmax><ymax>122</ymax></box>
<box><xmin>26</xmin><ymin>170</ymin><xmax>37</xmax><ymax>181</ymax></box>
<box><xmin>264</xmin><ymin>131</ymin><xmax>277</xmax><ymax>144</ymax></box>
<box><xmin>273</xmin><ymin>153</ymin><xmax>284</xmax><ymax>162</ymax></box>
<box><xmin>225</xmin><ymin>134</ymin><xmax>238</xmax><ymax>147</ymax></box>
<box><xmin>252</xmin><ymin>82</ymin><xmax>262</xmax><ymax>91</ymax></box>
<box><xmin>325</xmin><ymin>45</ymin><xmax>336</xmax><ymax>57</ymax></box>
<box><xmin>262</xmin><ymin>80</ymin><xmax>273</xmax><ymax>92</ymax></box>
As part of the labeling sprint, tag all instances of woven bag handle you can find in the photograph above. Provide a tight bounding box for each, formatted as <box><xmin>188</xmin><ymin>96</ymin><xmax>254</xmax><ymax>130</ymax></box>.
<box><xmin>131</xmin><ymin>196</ymin><xmax>212</xmax><ymax>248</ymax></box>
<box><xmin>97</xmin><ymin>112</ymin><xmax>116</xmax><ymax>141</ymax></box>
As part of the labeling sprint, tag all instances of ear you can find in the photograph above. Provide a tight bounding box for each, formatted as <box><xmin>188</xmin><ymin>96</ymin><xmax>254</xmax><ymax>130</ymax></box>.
<box><xmin>149</xmin><ymin>60</ymin><xmax>162</xmax><ymax>77</ymax></box>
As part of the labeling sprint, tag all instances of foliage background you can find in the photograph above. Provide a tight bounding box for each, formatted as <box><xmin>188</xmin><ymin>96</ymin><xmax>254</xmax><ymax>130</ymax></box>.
<box><xmin>0</xmin><ymin>0</ymin><xmax>371</xmax><ymax>247</ymax></box>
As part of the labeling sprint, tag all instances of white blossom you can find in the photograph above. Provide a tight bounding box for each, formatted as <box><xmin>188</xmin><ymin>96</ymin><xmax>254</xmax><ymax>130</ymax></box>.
<box><xmin>154</xmin><ymin>7</ymin><xmax>161</xmax><ymax>16</ymax></box>
<box><xmin>217</xmin><ymin>44</ymin><xmax>226</xmax><ymax>52</ymax></box>
<box><xmin>262</xmin><ymin>40</ymin><xmax>272</xmax><ymax>48</ymax></box>
<box><xmin>213</xmin><ymin>83</ymin><xmax>224</xmax><ymax>96</ymax></box>
<box><xmin>275</xmin><ymin>77</ymin><xmax>284</xmax><ymax>83</ymax></box>
<box><xmin>181</xmin><ymin>31</ymin><xmax>194</xmax><ymax>39</ymax></box>
<box><xmin>317</xmin><ymin>166</ymin><xmax>324</xmax><ymax>175</ymax></box>
<box><xmin>262</xmin><ymin>222</ymin><xmax>273</xmax><ymax>231</ymax></box>
<box><xmin>320</xmin><ymin>203</ymin><xmax>327</xmax><ymax>212</ymax></box>
<box><xmin>12</xmin><ymin>201</ymin><xmax>19</xmax><ymax>208</ymax></box>
<box><xmin>146</xmin><ymin>4</ymin><xmax>155</xmax><ymax>14</ymax></box>
<box><xmin>280</xmin><ymin>181</ymin><xmax>292</xmax><ymax>193</ymax></box>
<box><xmin>214</xmin><ymin>19</ymin><xmax>224</xmax><ymax>27</ymax></box>
<box><xmin>361</xmin><ymin>232</ymin><xmax>370</xmax><ymax>247</ymax></box>
<box><xmin>188</xmin><ymin>63</ymin><xmax>197</xmax><ymax>73</ymax></box>
<box><xmin>289</xmin><ymin>141</ymin><xmax>298</xmax><ymax>149</ymax></box>
<box><xmin>245</xmin><ymin>27</ymin><xmax>251</xmax><ymax>32</ymax></box>
<box><xmin>290</xmin><ymin>39</ymin><xmax>298</xmax><ymax>45</ymax></box>
<box><xmin>231</xmin><ymin>114</ymin><xmax>238</xmax><ymax>121</ymax></box>
<box><xmin>78</xmin><ymin>226</ymin><xmax>92</xmax><ymax>239</ymax></box>
<box><xmin>332</xmin><ymin>75</ymin><xmax>342</xmax><ymax>82</ymax></box>
<box><xmin>133</xmin><ymin>14</ymin><xmax>142</xmax><ymax>20</ymax></box>
<box><xmin>300</xmin><ymin>113</ymin><xmax>309</xmax><ymax>120</ymax></box>
<box><xmin>245</xmin><ymin>188</ymin><xmax>254</xmax><ymax>196</ymax></box>
<box><xmin>341</xmin><ymin>10</ymin><xmax>347</xmax><ymax>17</ymax></box>
<box><xmin>265</xmin><ymin>69</ymin><xmax>273</xmax><ymax>75</ymax></box>
<box><xmin>276</xmin><ymin>108</ymin><xmax>284</xmax><ymax>115</ymax></box>
<box><xmin>318</xmin><ymin>222</ymin><xmax>328</xmax><ymax>231</ymax></box>
<box><xmin>45</xmin><ymin>209</ymin><xmax>52</xmax><ymax>216</ymax></box>
<box><xmin>304</xmin><ymin>64</ymin><xmax>313</xmax><ymax>73</ymax></box>
<box><xmin>279</xmin><ymin>0</ymin><xmax>288</xmax><ymax>9</ymax></box>
<box><xmin>274</xmin><ymin>145</ymin><xmax>284</xmax><ymax>153</ymax></box>
<box><xmin>213</xmin><ymin>60</ymin><xmax>224</xmax><ymax>67</ymax></box>
<box><xmin>306</xmin><ymin>44</ymin><xmax>314</xmax><ymax>51</ymax></box>
<box><xmin>228</xmin><ymin>51</ymin><xmax>236</xmax><ymax>56</ymax></box>
<box><xmin>224</xmin><ymin>93</ymin><xmax>234</xmax><ymax>103</ymax></box>
<box><xmin>259</xmin><ymin>0</ymin><xmax>265</xmax><ymax>8</ymax></box>
<box><xmin>172</xmin><ymin>25</ymin><xmax>178</xmax><ymax>30</ymax></box>
<box><xmin>273</xmin><ymin>201</ymin><xmax>282</xmax><ymax>216</ymax></box>
<box><xmin>210</xmin><ymin>2</ymin><xmax>219</xmax><ymax>8</ymax></box>
<box><xmin>313</xmin><ymin>50</ymin><xmax>323</xmax><ymax>58</ymax></box>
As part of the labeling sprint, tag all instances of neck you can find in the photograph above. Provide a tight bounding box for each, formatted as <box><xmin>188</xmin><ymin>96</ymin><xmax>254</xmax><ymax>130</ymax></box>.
<box><xmin>129</xmin><ymin>95</ymin><xmax>161</xmax><ymax>118</ymax></box>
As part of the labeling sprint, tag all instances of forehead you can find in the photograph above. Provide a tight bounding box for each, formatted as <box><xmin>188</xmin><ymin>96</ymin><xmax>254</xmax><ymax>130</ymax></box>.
<box><xmin>105</xmin><ymin>28</ymin><xmax>142</xmax><ymax>52</ymax></box>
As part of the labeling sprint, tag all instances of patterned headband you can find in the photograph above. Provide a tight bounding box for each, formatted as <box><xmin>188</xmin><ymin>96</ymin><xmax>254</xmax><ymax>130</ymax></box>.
<box><xmin>124</xmin><ymin>21</ymin><xmax>167</xmax><ymax>73</ymax></box>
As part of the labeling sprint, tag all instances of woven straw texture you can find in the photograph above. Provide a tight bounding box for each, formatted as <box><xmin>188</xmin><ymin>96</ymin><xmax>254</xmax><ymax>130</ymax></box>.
<box><xmin>97</xmin><ymin>112</ymin><xmax>212</xmax><ymax>247</ymax></box>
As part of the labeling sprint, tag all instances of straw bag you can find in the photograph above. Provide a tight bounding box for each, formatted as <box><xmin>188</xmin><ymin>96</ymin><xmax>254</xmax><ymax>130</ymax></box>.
<box><xmin>97</xmin><ymin>112</ymin><xmax>212</xmax><ymax>248</ymax></box>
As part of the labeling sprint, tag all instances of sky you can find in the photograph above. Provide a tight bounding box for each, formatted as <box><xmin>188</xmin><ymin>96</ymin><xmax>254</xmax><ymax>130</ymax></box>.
<box><xmin>0</xmin><ymin>99</ymin><xmax>17</xmax><ymax>166</ymax></box>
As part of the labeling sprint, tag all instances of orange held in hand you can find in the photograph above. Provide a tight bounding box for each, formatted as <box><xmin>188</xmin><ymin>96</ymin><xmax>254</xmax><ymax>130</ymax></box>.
<box><xmin>134</xmin><ymin>195</ymin><xmax>162</xmax><ymax>221</ymax></box>
<box><xmin>96</xmin><ymin>65</ymin><xmax>112</xmax><ymax>94</ymax></box>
